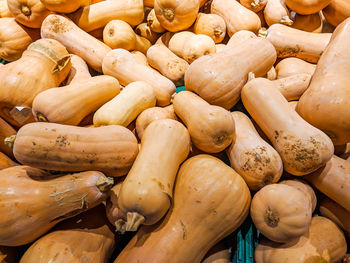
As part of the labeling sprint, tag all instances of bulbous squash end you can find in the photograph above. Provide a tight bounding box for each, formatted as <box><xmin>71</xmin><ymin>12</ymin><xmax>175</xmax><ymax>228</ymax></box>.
<box><xmin>125</xmin><ymin>212</ymin><xmax>145</xmax><ymax>232</ymax></box>
<box><xmin>4</xmin><ymin>135</ymin><xmax>16</xmax><ymax>149</ymax></box>
<box><xmin>162</xmin><ymin>8</ymin><xmax>175</xmax><ymax>22</ymax></box>
<box><xmin>96</xmin><ymin>176</ymin><xmax>114</xmax><ymax>192</ymax></box>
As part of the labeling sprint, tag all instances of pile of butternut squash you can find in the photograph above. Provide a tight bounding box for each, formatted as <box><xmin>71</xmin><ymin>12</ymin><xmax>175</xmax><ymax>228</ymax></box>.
<box><xmin>0</xmin><ymin>0</ymin><xmax>349</xmax><ymax>262</ymax></box>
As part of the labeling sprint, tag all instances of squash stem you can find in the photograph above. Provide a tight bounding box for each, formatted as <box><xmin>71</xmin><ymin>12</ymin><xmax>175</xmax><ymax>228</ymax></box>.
<box><xmin>214</xmin><ymin>28</ymin><xmax>223</xmax><ymax>37</ymax></box>
<box><xmin>4</xmin><ymin>135</ymin><xmax>16</xmax><ymax>149</ymax></box>
<box><xmin>251</xmin><ymin>0</ymin><xmax>260</xmax><ymax>8</ymax></box>
<box><xmin>115</xmin><ymin>219</ymin><xmax>127</xmax><ymax>234</ymax></box>
<box><xmin>21</xmin><ymin>6</ymin><xmax>31</xmax><ymax>16</ymax></box>
<box><xmin>163</xmin><ymin>8</ymin><xmax>175</xmax><ymax>22</ymax></box>
<box><xmin>125</xmin><ymin>212</ymin><xmax>145</xmax><ymax>231</ymax></box>
<box><xmin>280</xmin><ymin>16</ymin><xmax>294</xmax><ymax>26</ymax></box>
<box><xmin>258</xmin><ymin>28</ymin><xmax>268</xmax><ymax>38</ymax></box>
<box><xmin>96</xmin><ymin>176</ymin><xmax>114</xmax><ymax>192</ymax></box>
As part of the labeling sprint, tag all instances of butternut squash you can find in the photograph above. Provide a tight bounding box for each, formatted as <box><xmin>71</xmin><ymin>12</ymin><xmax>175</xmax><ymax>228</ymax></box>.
<box><xmin>20</xmin><ymin>205</ymin><xmax>116</xmax><ymax>263</ymax></box>
<box><xmin>291</xmin><ymin>11</ymin><xmax>323</xmax><ymax>33</ymax></box>
<box><xmin>11</xmin><ymin>122</ymin><xmax>139</xmax><ymax>177</ymax></box>
<box><xmin>116</xmin><ymin>119</ymin><xmax>190</xmax><ymax>232</ymax></box>
<box><xmin>65</xmin><ymin>54</ymin><xmax>91</xmax><ymax>85</ymax></box>
<box><xmin>273</xmin><ymin>73</ymin><xmax>311</xmax><ymax>101</ymax></box>
<box><xmin>202</xmin><ymin>241</ymin><xmax>230</xmax><ymax>263</ymax></box>
<box><xmin>241</xmin><ymin>78</ymin><xmax>334</xmax><ymax>176</ymax></box>
<box><xmin>93</xmin><ymin>81</ymin><xmax>156</xmax><ymax>127</ymax></box>
<box><xmin>261</xmin><ymin>23</ymin><xmax>331</xmax><ymax>63</ymax></box>
<box><xmin>39</xmin><ymin>0</ymin><xmax>90</xmax><ymax>13</ymax></box>
<box><xmin>32</xmin><ymin>76</ymin><xmax>120</xmax><ymax>126</ymax></box>
<box><xmin>154</xmin><ymin>0</ymin><xmax>199</xmax><ymax>32</ymax></box>
<box><xmin>240</xmin><ymin>0</ymin><xmax>267</xmax><ymax>12</ymax></box>
<box><xmin>69</xmin><ymin>0</ymin><xmax>144</xmax><ymax>32</ymax></box>
<box><xmin>0</xmin><ymin>0</ymin><xmax>13</xmax><ymax>17</ymax></box>
<box><xmin>323</xmin><ymin>0</ymin><xmax>350</xmax><ymax>27</ymax></box>
<box><xmin>306</xmin><ymin>155</ymin><xmax>350</xmax><ymax>212</ymax></box>
<box><xmin>155</xmin><ymin>31</ymin><xmax>173</xmax><ymax>46</ymax></box>
<box><xmin>0</xmin><ymin>105</ymin><xmax>36</xmax><ymax>130</ymax></box>
<box><xmin>226</xmin><ymin>30</ymin><xmax>256</xmax><ymax>48</ymax></box>
<box><xmin>265</xmin><ymin>66</ymin><xmax>277</xmax><ymax>80</ymax></box>
<box><xmin>264</xmin><ymin>0</ymin><xmax>293</xmax><ymax>26</ymax></box>
<box><xmin>211</xmin><ymin>0</ymin><xmax>261</xmax><ymax>36</ymax></box>
<box><xmin>226</xmin><ymin>111</ymin><xmax>283</xmax><ymax>191</ymax></box>
<box><xmin>103</xmin><ymin>20</ymin><xmax>151</xmax><ymax>54</ymax></box>
<box><xmin>0</xmin><ymin>152</ymin><xmax>17</xmax><ymax>170</ymax></box>
<box><xmin>106</xmin><ymin>180</ymin><xmax>126</xmax><ymax>228</ymax></box>
<box><xmin>0</xmin><ymin>117</ymin><xmax>16</xmax><ymax>158</ymax></box>
<box><xmin>173</xmin><ymin>91</ymin><xmax>235</xmax><ymax>153</ymax></box>
<box><xmin>0</xmin><ymin>18</ymin><xmax>40</xmax><ymax>61</ymax></box>
<box><xmin>135</xmin><ymin>105</ymin><xmax>176</xmax><ymax>139</ymax></box>
<box><xmin>193</xmin><ymin>13</ymin><xmax>226</xmax><ymax>43</ymax></box>
<box><xmin>215</xmin><ymin>43</ymin><xmax>226</xmax><ymax>52</ymax></box>
<box><xmin>0</xmin><ymin>38</ymin><xmax>71</xmax><ymax>109</ymax></box>
<box><xmin>147</xmin><ymin>8</ymin><xmax>166</xmax><ymax>33</ymax></box>
<box><xmin>275</xmin><ymin>57</ymin><xmax>316</xmax><ymax>78</ymax></box>
<box><xmin>285</xmin><ymin>0</ymin><xmax>331</xmax><ymax>15</ymax></box>
<box><xmin>147</xmin><ymin>44</ymin><xmax>189</xmax><ymax>86</ymax></box>
<box><xmin>41</xmin><ymin>14</ymin><xmax>111</xmax><ymax>72</ymax></box>
<box><xmin>0</xmin><ymin>166</ymin><xmax>113</xmax><ymax>246</ymax></box>
<box><xmin>185</xmin><ymin>36</ymin><xmax>276</xmax><ymax>109</ymax></box>
<box><xmin>143</xmin><ymin>6</ymin><xmax>153</xmax><ymax>22</ymax></box>
<box><xmin>102</xmin><ymin>49</ymin><xmax>176</xmax><ymax>106</ymax></box>
<box><xmin>131</xmin><ymin>50</ymin><xmax>149</xmax><ymax>66</ymax></box>
<box><xmin>7</xmin><ymin>0</ymin><xmax>51</xmax><ymax>28</ymax></box>
<box><xmin>144</xmin><ymin>0</ymin><xmax>154</xmax><ymax>7</ymax></box>
<box><xmin>296</xmin><ymin>18</ymin><xmax>350</xmax><ymax>145</ymax></box>
<box><xmin>114</xmin><ymin>155</ymin><xmax>250</xmax><ymax>263</ymax></box>
<box><xmin>135</xmin><ymin>22</ymin><xmax>160</xmax><ymax>44</ymax></box>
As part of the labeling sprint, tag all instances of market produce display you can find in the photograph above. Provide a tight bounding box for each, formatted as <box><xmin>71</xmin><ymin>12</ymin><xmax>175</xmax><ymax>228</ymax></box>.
<box><xmin>0</xmin><ymin>0</ymin><xmax>349</xmax><ymax>262</ymax></box>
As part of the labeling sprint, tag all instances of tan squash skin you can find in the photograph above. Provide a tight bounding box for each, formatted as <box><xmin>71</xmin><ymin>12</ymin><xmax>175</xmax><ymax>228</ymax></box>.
<box><xmin>273</xmin><ymin>73</ymin><xmax>311</xmax><ymax>101</ymax></box>
<box><xmin>202</xmin><ymin>241</ymin><xmax>230</xmax><ymax>263</ymax></box>
<box><xmin>193</xmin><ymin>13</ymin><xmax>226</xmax><ymax>43</ymax></box>
<box><xmin>32</xmin><ymin>76</ymin><xmax>120</xmax><ymax>126</ymax></box>
<box><xmin>0</xmin><ymin>0</ymin><xmax>13</xmax><ymax>17</ymax></box>
<box><xmin>275</xmin><ymin>57</ymin><xmax>316</xmax><ymax>79</ymax></box>
<box><xmin>173</xmin><ymin>91</ymin><xmax>235</xmax><ymax>153</ymax></box>
<box><xmin>297</xmin><ymin>18</ymin><xmax>350</xmax><ymax>145</ymax></box>
<box><xmin>185</xmin><ymin>36</ymin><xmax>276</xmax><ymax>109</ymax></box>
<box><xmin>154</xmin><ymin>0</ymin><xmax>199</xmax><ymax>32</ymax></box>
<box><xmin>0</xmin><ymin>152</ymin><xmax>18</xmax><ymax>170</ymax></box>
<box><xmin>131</xmin><ymin>50</ymin><xmax>149</xmax><ymax>66</ymax></box>
<box><xmin>135</xmin><ymin>105</ymin><xmax>176</xmax><ymax>139</ymax></box>
<box><xmin>65</xmin><ymin>54</ymin><xmax>91</xmax><ymax>85</ymax></box>
<box><xmin>102</xmin><ymin>49</ymin><xmax>176</xmax><ymax>107</ymax></box>
<box><xmin>306</xmin><ymin>155</ymin><xmax>350</xmax><ymax>212</ymax></box>
<box><xmin>255</xmin><ymin>216</ymin><xmax>347</xmax><ymax>263</ymax></box>
<box><xmin>20</xmin><ymin>205</ymin><xmax>116</xmax><ymax>263</ymax></box>
<box><xmin>12</xmin><ymin>122</ymin><xmax>139</xmax><ymax>177</ymax></box>
<box><xmin>69</xmin><ymin>0</ymin><xmax>144</xmax><ymax>32</ymax></box>
<box><xmin>0</xmin><ymin>117</ymin><xmax>16</xmax><ymax>158</ymax></box>
<box><xmin>320</xmin><ymin>198</ymin><xmax>350</xmax><ymax>238</ymax></box>
<box><xmin>240</xmin><ymin>0</ymin><xmax>267</xmax><ymax>12</ymax></box>
<box><xmin>147</xmin><ymin>8</ymin><xmax>165</xmax><ymax>33</ymax></box>
<box><xmin>0</xmin><ymin>166</ymin><xmax>113</xmax><ymax>246</ymax></box>
<box><xmin>39</xmin><ymin>0</ymin><xmax>90</xmax><ymax>13</ymax></box>
<box><xmin>147</xmin><ymin>44</ymin><xmax>189</xmax><ymax>85</ymax></box>
<box><xmin>0</xmin><ymin>18</ymin><xmax>40</xmax><ymax>61</ymax></box>
<box><xmin>323</xmin><ymin>0</ymin><xmax>350</xmax><ymax>27</ymax></box>
<box><xmin>226</xmin><ymin>30</ymin><xmax>256</xmax><ymax>48</ymax></box>
<box><xmin>241</xmin><ymin>78</ymin><xmax>334</xmax><ymax>176</ymax></box>
<box><xmin>0</xmin><ymin>38</ymin><xmax>71</xmax><ymax>109</ymax></box>
<box><xmin>226</xmin><ymin>111</ymin><xmax>283</xmax><ymax>191</ymax></box>
<box><xmin>215</xmin><ymin>43</ymin><xmax>226</xmax><ymax>52</ymax></box>
<box><xmin>116</xmin><ymin>119</ymin><xmax>190</xmax><ymax>232</ymax></box>
<box><xmin>265</xmin><ymin>66</ymin><xmax>277</xmax><ymax>80</ymax></box>
<box><xmin>262</xmin><ymin>24</ymin><xmax>331</xmax><ymax>63</ymax></box>
<box><xmin>291</xmin><ymin>11</ymin><xmax>323</xmax><ymax>33</ymax></box>
<box><xmin>7</xmin><ymin>0</ymin><xmax>51</xmax><ymax>28</ymax></box>
<box><xmin>264</xmin><ymin>0</ymin><xmax>293</xmax><ymax>26</ymax></box>
<box><xmin>41</xmin><ymin>14</ymin><xmax>111</xmax><ymax>73</ymax></box>
<box><xmin>251</xmin><ymin>184</ymin><xmax>312</xmax><ymax>243</ymax></box>
<box><xmin>285</xmin><ymin>0</ymin><xmax>331</xmax><ymax>15</ymax></box>
<box><xmin>115</xmin><ymin>155</ymin><xmax>251</xmax><ymax>263</ymax></box>
<box><xmin>135</xmin><ymin>22</ymin><xmax>160</xmax><ymax>44</ymax></box>
<box><xmin>106</xmin><ymin>180</ymin><xmax>126</xmax><ymax>227</ymax></box>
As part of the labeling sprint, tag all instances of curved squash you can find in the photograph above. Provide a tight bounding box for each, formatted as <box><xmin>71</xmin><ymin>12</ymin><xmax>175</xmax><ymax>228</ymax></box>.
<box><xmin>135</xmin><ymin>22</ymin><xmax>160</xmax><ymax>44</ymax></box>
<box><xmin>65</xmin><ymin>54</ymin><xmax>91</xmax><ymax>85</ymax></box>
<box><xmin>116</xmin><ymin>119</ymin><xmax>190</xmax><ymax>232</ymax></box>
<box><xmin>0</xmin><ymin>152</ymin><xmax>18</xmax><ymax>170</ymax></box>
<box><xmin>211</xmin><ymin>0</ymin><xmax>261</xmax><ymax>36</ymax></box>
<box><xmin>20</xmin><ymin>205</ymin><xmax>116</xmax><ymax>263</ymax></box>
<box><xmin>0</xmin><ymin>166</ymin><xmax>113</xmax><ymax>246</ymax></box>
<box><xmin>131</xmin><ymin>50</ymin><xmax>149</xmax><ymax>66</ymax></box>
<box><xmin>215</xmin><ymin>43</ymin><xmax>226</xmax><ymax>52</ymax></box>
<box><xmin>241</xmin><ymin>77</ymin><xmax>334</xmax><ymax>176</ymax></box>
<box><xmin>264</xmin><ymin>0</ymin><xmax>293</xmax><ymax>26</ymax></box>
<box><xmin>226</xmin><ymin>30</ymin><xmax>256</xmax><ymax>48</ymax></box>
<box><xmin>240</xmin><ymin>0</ymin><xmax>267</xmax><ymax>12</ymax></box>
<box><xmin>106</xmin><ymin>180</ymin><xmax>126</xmax><ymax>227</ymax></box>
<box><xmin>226</xmin><ymin>111</ymin><xmax>283</xmax><ymax>191</ymax></box>
<box><xmin>275</xmin><ymin>57</ymin><xmax>316</xmax><ymax>78</ymax></box>
<box><xmin>147</xmin><ymin>8</ymin><xmax>166</xmax><ymax>33</ymax></box>
<box><xmin>323</xmin><ymin>0</ymin><xmax>350</xmax><ymax>27</ymax></box>
<box><xmin>32</xmin><ymin>76</ymin><xmax>120</xmax><ymax>126</ymax></box>
<box><xmin>273</xmin><ymin>73</ymin><xmax>311</xmax><ymax>101</ymax></box>
<box><xmin>0</xmin><ymin>38</ymin><xmax>71</xmax><ymax>109</ymax></box>
<box><xmin>291</xmin><ymin>11</ymin><xmax>323</xmax><ymax>33</ymax></box>
<box><xmin>285</xmin><ymin>0</ymin><xmax>331</xmax><ymax>15</ymax></box>
<box><xmin>41</xmin><ymin>14</ymin><xmax>111</xmax><ymax>73</ymax></box>
<box><xmin>0</xmin><ymin>0</ymin><xmax>13</xmax><ymax>17</ymax></box>
<box><xmin>7</xmin><ymin>0</ymin><xmax>51</xmax><ymax>28</ymax></box>
<box><xmin>102</xmin><ymin>49</ymin><xmax>176</xmax><ymax>106</ymax></box>
<box><xmin>39</xmin><ymin>0</ymin><xmax>90</xmax><ymax>13</ymax></box>
<box><xmin>173</xmin><ymin>91</ymin><xmax>235</xmax><ymax>153</ymax></box>
<box><xmin>11</xmin><ymin>122</ymin><xmax>139</xmax><ymax>177</ymax></box>
<box><xmin>115</xmin><ymin>155</ymin><xmax>250</xmax><ymax>263</ymax></box>
<box><xmin>144</xmin><ymin>0</ymin><xmax>154</xmax><ymax>7</ymax></box>
<box><xmin>202</xmin><ymin>241</ymin><xmax>230</xmax><ymax>263</ymax></box>
<box><xmin>296</xmin><ymin>18</ymin><xmax>350</xmax><ymax>145</ymax></box>
<box><xmin>185</xmin><ymin>36</ymin><xmax>276</xmax><ymax>109</ymax></box>
<box><xmin>0</xmin><ymin>117</ymin><xmax>16</xmax><ymax>158</ymax></box>
<box><xmin>193</xmin><ymin>13</ymin><xmax>226</xmax><ymax>43</ymax></box>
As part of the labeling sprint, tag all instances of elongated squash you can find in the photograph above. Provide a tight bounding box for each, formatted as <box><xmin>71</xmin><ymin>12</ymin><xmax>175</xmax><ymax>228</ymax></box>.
<box><xmin>273</xmin><ymin>73</ymin><xmax>311</xmax><ymax>101</ymax></box>
<box><xmin>0</xmin><ymin>117</ymin><xmax>16</xmax><ymax>158</ymax></box>
<box><xmin>0</xmin><ymin>0</ymin><xmax>13</xmax><ymax>17</ymax></box>
<box><xmin>285</xmin><ymin>0</ymin><xmax>331</xmax><ymax>15</ymax></box>
<box><xmin>264</xmin><ymin>0</ymin><xmax>293</xmax><ymax>26</ymax></box>
<box><xmin>297</xmin><ymin>18</ymin><xmax>350</xmax><ymax>145</ymax></box>
<box><xmin>226</xmin><ymin>111</ymin><xmax>283</xmax><ymax>191</ymax></box>
<box><xmin>41</xmin><ymin>14</ymin><xmax>111</xmax><ymax>72</ymax></box>
<box><xmin>0</xmin><ymin>152</ymin><xmax>17</xmax><ymax>170</ymax></box>
<box><xmin>185</xmin><ymin>36</ymin><xmax>276</xmax><ymax>109</ymax></box>
<box><xmin>275</xmin><ymin>57</ymin><xmax>316</xmax><ymax>78</ymax></box>
<box><xmin>240</xmin><ymin>0</ymin><xmax>267</xmax><ymax>12</ymax></box>
<box><xmin>65</xmin><ymin>54</ymin><xmax>91</xmax><ymax>85</ymax></box>
<box><xmin>215</xmin><ymin>43</ymin><xmax>226</xmax><ymax>52</ymax></box>
<box><xmin>226</xmin><ymin>30</ymin><xmax>256</xmax><ymax>48</ymax></box>
<box><xmin>39</xmin><ymin>0</ymin><xmax>90</xmax><ymax>13</ymax></box>
<box><xmin>114</xmin><ymin>155</ymin><xmax>250</xmax><ymax>263</ymax></box>
<box><xmin>11</xmin><ymin>122</ymin><xmax>139</xmax><ymax>177</ymax></box>
<box><xmin>106</xmin><ymin>180</ymin><xmax>126</xmax><ymax>228</ymax></box>
<box><xmin>193</xmin><ymin>13</ymin><xmax>226</xmax><ymax>43</ymax></box>
<box><xmin>117</xmin><ymin>119</ymin><xmax>190</xmax><ymax>232</ymax></box>
<box><xmin>0</xmin><ymin>166</ymin><xmax>113</xmax><ymax>246</ymax></box>
<box><xmin>32</xmin><ymin>76</ymin><xmax>120</xmax><ymax>126</ymax></box>
<box><xmin>202</xmin><ymin>241</ymin><xmax>230</xmax><ymax>263</ymax></box>
<box><xmin>323</xmin><ymin>0</ymin><xmax>350</xmax><ymax>27</ymax></box>
<box><xmin>291</xmin><ymin>11</ymin><xmax>323</xmax><ymax>33</ymax></box>
<box><xmin>135</xmin><ymin>22</ymin><xmax>160</xmax><ymax>44</ymax></box>
<box><xmin>103</xmin><ymin>49</ymin><xmax>176</xmax><ymax>106</ymax></box>
<box><xmin>241</xmin><ymin>77</ymin><xmax>334</xmax><ymax>176</ymax></box>
<box><xmin>131</xmin><ymin>51</ymin><xmax>149</xmax><ymax>66</ymax></box>
<box><xmin>147</xmin><ymin>8</ymin><xmax>165</xmax><ymax>33</ymax></box>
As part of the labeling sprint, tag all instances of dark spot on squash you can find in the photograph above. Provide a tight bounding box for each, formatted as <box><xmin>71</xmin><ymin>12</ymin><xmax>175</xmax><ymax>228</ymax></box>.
<box><xmin>48</xmin><ymin>15</ymin><xmax>72</xmax><ymax>34</ymax></box>
<box><xmin>264</xmin><ymin>206</ymin><xmax>279</xmax><ymax>227</ymax></box>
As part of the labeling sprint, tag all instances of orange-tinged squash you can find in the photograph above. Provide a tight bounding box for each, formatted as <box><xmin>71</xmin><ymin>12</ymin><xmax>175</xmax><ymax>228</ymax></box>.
<box><xmin>114</xmin><ymin>154</ymin><xmax>251</xmax><ymax>263</ymax></box>
<box><xmin>106</xmin><ymin>180</ymin><xmax>126</xmax><ymax>228</ymax></box>
<box><xmin>20</xmin><ymin>205</ymin><xmax>116</xmax><ymax>263</ymax></box>
<box><xmin>264</xmin><ymin>0</ymin><xmax>293</xmax><ymax>26</ymax></box>
<box><xmin>240</xmin><ymin>0</ymin><xmax>267</xmax><ymax>12</ymax></box>
<box><xmin>11</xmin><ymin>122</ymin><xmax>139</xmax><ymax>177</ymax></box>
<box><xmin>323</xmin><ymin>0</ymin><xmax>350</xmax><ymax>27</ymax></box>
<box><xmin>241</xmin><ymin>78</ymin><xmax>334</xmax><ymax>176</ymax></box>
<box><xmin>0</xmin><ymin>117</ymin><xmax>16</xmax><ymax>158</ymax></box>
<box><xmin>173</xmin><ymin>91</ymin><xmax>235</xmax><ymax>153</ymax></box>
<box><xmin>39</xmin><ymin>0</ymin><xmax>90</xmax><ymax>13</ymax></box>
<box><xmin>0</xmin><ymin>166</ymin><xmax>113</xmax><ymax>246</ymax></box>
<box><xmin>135</xmin><ymin>22</ymin><xmax>160</xmax><ymax>44</ymax></box>
<box><xmin>225</xmin><ymin>30</ymin><xmax>256</xmax><ymax>48</ymax></box>
<box><xmin>65</xmin><ymin>54</ymin><xmax>91</xmax><ymax>85</ymax></box>
<box><xmin>131</xmin><ymin>50</ymin><xmax>149</xmax><ymax>66</ymax></box>
<box><xmin>41</xmin><ymin>14</ymin><xmax>111</xmax><ymax>73</ymax></box>
<box><xmin>116</xmin><ymin>119</ymin><xmax>190</xmax><ymax>232</ymax></box>
<box><xmin>144</xmin><ymin>0</ymin><xmax>154</xmax><ymax>7</ymax></box>
<box><xmin>285</xmin><ymin>0</ymin><xmax>331</xmax><ymax>15</ymax></box>
<box><xmin>147</xmin><ymin>8</ymin><xmax>165</xmax><ymax>33</ymax></box>
<box><xmin>0</xmin><ymin>0</ymin><xmax>13</xmax><ymax>17</ymax></box>
<box><xmin>102</xmin><ymin>49</ymin><xmax>176</xmax><ymax>106</ymax></box>
<box><xmin>275</xmin><ymin>57</ymin><xmax>316</xmax><ymax>78</ymax></box>
<box><xmin>32</xmin><ymin>76</ymin><xmax>120</xmax><ymax>126</ymax></box>
<box><xmin>193</xmin><ymin>13</ymin><xmax>226</xmax><ymax>43</ymax></box>
<box><xmin>226</xmin><ymin>111</ymin><xmax>283</xmax><ymax>191</ymax></box>
<box><xmin>272</xmin><ymin>73</ymin><xmax>311</xmax><ymax>101</ymax></box>
<box><xmin>291</xmin><ymin>11</ymin><xmax>323</xmax><ymax>33</ymax></box>
<box><xmin>0</xmin><ymin>152</ymin><xmax>17</xmax><ymax>170</ymax></box>
<box><xmin>202</xmin><ymin>240</ymin><xmax>230</xmax><ymax>263</ymax></box>
<box><xmin>296</xmin><ymin>18</ymin><xmax>350</xmax><ymax>145</ymax></box>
